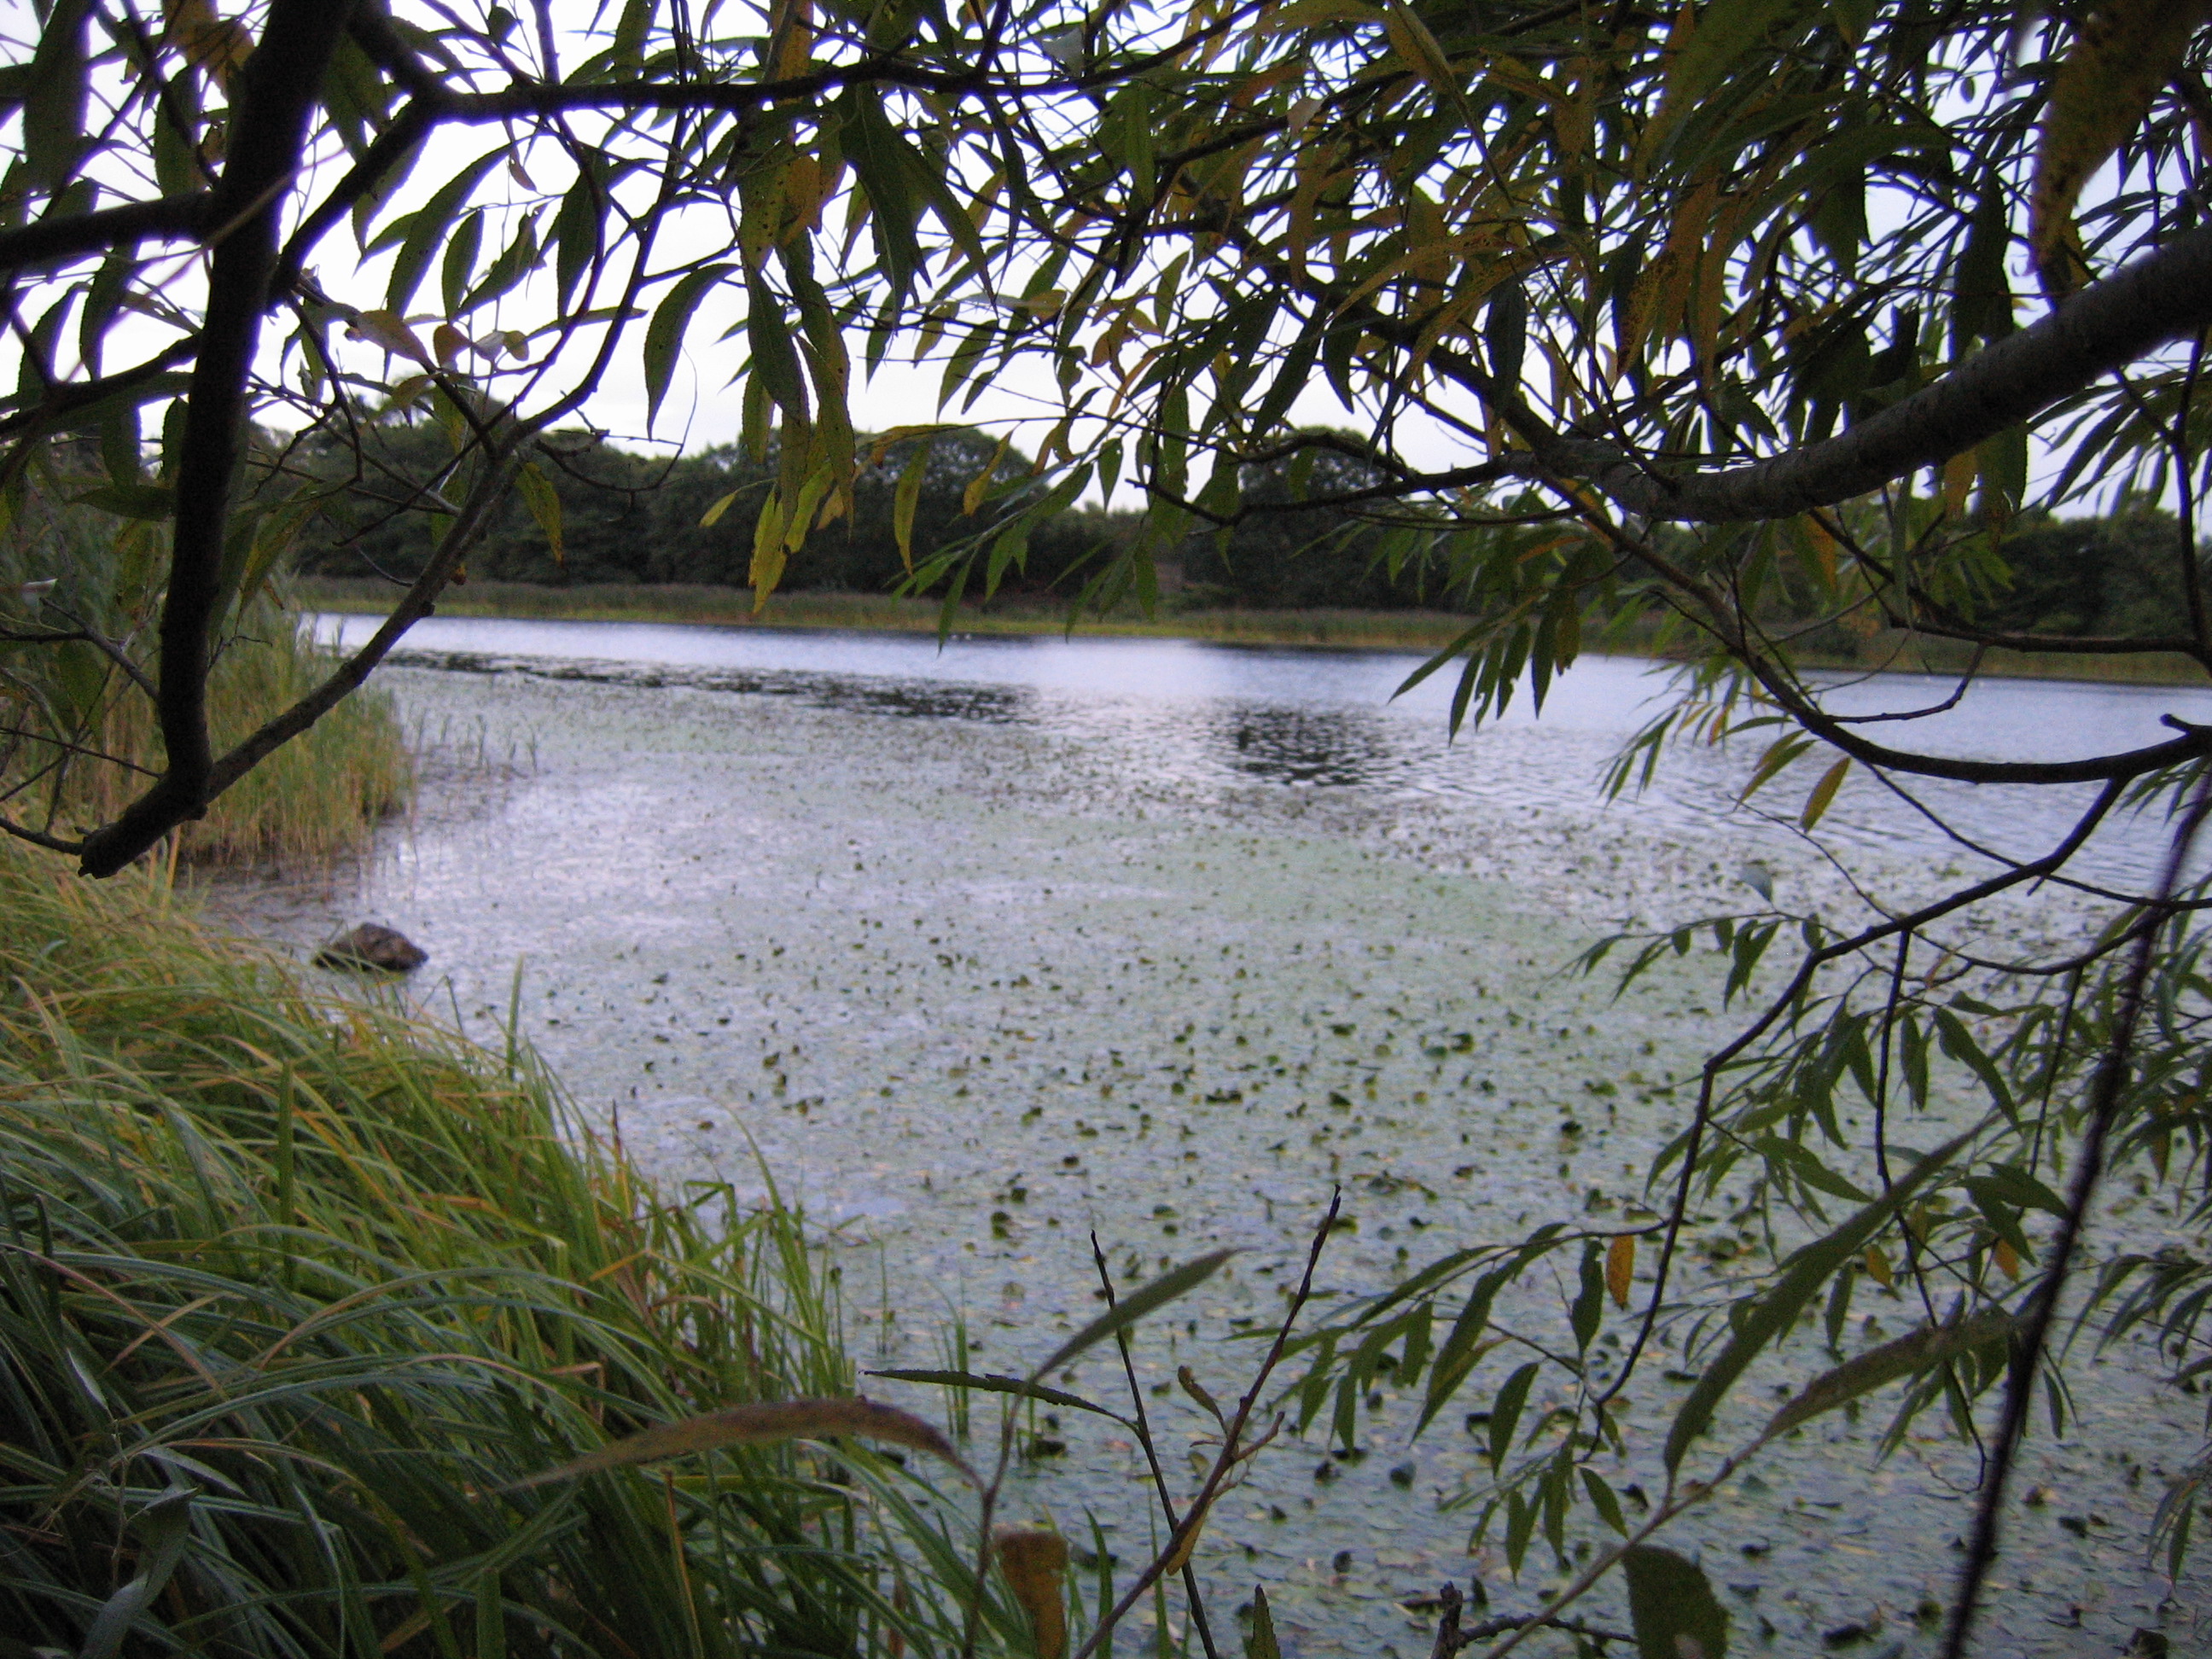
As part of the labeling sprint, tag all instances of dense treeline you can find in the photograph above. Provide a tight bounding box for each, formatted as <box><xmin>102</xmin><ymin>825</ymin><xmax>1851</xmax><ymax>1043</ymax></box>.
<box><xmin>288</xmin><ymin>421</ymin><xmax>1103</xmax><ymax>592</ymax></box>
<box><xmin>285</xmin><ymin>419</ymin><xmax>1447</xmax><ymax>607</ymax></box>
<box><xmin>285</xmin><ymin>419</ymin><xmax>2200</xmax><ymax>636</ymax></box>
<box><xmin>1972</xmin><ymin>502</ymin><xmax>2196</xmax><ymax>639</ymax></box>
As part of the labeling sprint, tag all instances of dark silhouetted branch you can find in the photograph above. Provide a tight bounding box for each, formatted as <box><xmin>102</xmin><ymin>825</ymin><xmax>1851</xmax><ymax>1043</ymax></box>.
<box><xmin>0</xmin><ymin>194</ymin><xmax>211</xmax><ymax>276</ymax></box>
<box><xmin>1515</xmin><ymin>224</ymin><xmax>2212</xmax><ymax>521</ymax></box>
<box><xmin>79</xmin><ymin>0</ymin><xmax>358</xmax><ymax>879</ymax></box>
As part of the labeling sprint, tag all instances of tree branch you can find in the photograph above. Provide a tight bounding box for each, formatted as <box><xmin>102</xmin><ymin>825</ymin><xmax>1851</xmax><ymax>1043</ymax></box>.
<box><xmin>203</xmin><ymin>437</ymin><xmax>528</xmax><ymax>800</ymax></box>
<box><xmin>0</xmin><ymin>193</ymin><xmax>211</xmax><ymax>276</ymax></box>
<box><xmin>1516</xmin><ymin>224</ymin><xmax>2212</xmax><ymax>522</ymax></box>
<box><xmin>0</xmin><ymin>339</ymin><xmax>197</xmax><ymax>439</ymax></box>
<box><xmin>78</xmin><ymin>0</ymin><xmax>358</xmax><ymax>880</ymax></box>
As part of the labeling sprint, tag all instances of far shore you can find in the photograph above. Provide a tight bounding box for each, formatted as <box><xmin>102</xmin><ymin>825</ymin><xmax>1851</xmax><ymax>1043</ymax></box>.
<box><xmin>294</xmin><ymin>576</ymin><xmax>2212</xmax><ymax>688</ymax></box>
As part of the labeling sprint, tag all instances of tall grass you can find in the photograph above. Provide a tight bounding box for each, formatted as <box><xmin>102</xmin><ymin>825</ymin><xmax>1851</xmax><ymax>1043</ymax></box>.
<box><xmin>0</xmin><ymin>845</ymin><xmax>986</xmax><ymax>1658</ymax></box>
<box><xmin>4</xmin><ymin>597</ymin><xmax>414</xmax><ymax>866</ymax></box>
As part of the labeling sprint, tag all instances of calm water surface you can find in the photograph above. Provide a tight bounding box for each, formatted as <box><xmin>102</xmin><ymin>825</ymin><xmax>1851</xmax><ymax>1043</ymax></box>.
<box><xmin>322</xmin><ymin>613</ymin><xmax>2212</xmax><ymax>888</ymax></box>
<box><xmin>253</xmin><ymin>618</ymin><xmax>2212</xmax><ymax>1655</ymax></box>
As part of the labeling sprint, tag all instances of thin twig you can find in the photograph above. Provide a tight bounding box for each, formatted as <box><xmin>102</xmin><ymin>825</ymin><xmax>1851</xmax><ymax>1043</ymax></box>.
<box><xmin>1940</xmin><ymin>767</ymin><xmax>2212</xmax><ymax>1658</ymax></box>
<box><xmin>1071</xmin><ymin>1191</ymin><xmax>1340</xmax><ymax>1659</ymax></box>
<box><xmin>1091</xmin><ymin>1233</ymin><xmax>1222</xmax><ymax>1659</ymax></box>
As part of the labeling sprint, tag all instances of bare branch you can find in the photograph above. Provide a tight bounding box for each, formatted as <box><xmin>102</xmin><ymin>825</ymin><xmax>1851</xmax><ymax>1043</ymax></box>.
<box><xmin>0</xmin><ymin>194</ymin><xmax>211</xmax><ymax>277</ymax></box>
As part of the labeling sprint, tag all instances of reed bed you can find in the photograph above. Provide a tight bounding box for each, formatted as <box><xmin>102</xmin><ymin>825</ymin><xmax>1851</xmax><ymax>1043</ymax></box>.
<box><xmin>2</xmin><ymin>597</ymin><xmax>412</xmax><ymax>867</ymax></box>
<box><xmin>0</xmin><ymin>846</ymin><xmax>998</xmax><ymax>1658</ymax></box>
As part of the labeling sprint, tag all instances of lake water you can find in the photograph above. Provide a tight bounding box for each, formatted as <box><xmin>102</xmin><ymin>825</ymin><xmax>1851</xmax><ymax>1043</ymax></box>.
<box><xmin>218</xmin><ymin>616</ymin><xmax>2212</xmax><ymax>1656</ymax></box>
<box><xmin>321</xmin><ymin>614</ymin><xmax>2212</xmax><ymax>891</ymax></box>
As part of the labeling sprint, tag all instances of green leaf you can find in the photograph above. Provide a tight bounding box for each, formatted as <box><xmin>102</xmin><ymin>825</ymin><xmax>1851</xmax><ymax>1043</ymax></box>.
<box><xmin>386</xmin><ymin>149</ymin><xmax>505</xmax><ymax>314</ymax></box>
<box><xmin>461</xmin><ymin>211</ymin><xmax>542</xmax><ymax>316</ymax></box>
<box><xmin>744</xmin><ymin>271</ymin><xmax>810</xmax><ymax>425</ymax></box>
<box><xmin>515</xmin><ymin>461</ymin><xmax>564</xmax><ymax>565</ymax></box>
<box><xmin>1503</xmin><ymin>1486</ymin><xmax>1537</xmax><ymax>1575</ymax></box>
<box><xmin>1484</xmin><ymin>278</ymin><xmax>1527</xmax><ymax>389</ymax></box>
<box><xmin>1935</xmin><ymin>1009</ymin><xmax>2014</xmax><ymax>1118</ymax></box>
<box><xmin>1738</xmin><ymin>731</ymin><xmax>1813</xmax><ymax>803</ymax></box>
<box><xmin>1488</xmin><ymin>1361</ymin><xmax>1538</xmax><ymax>1472</ymax></box>
<box><xmin>1621</xmin><ymin>1545</ymin><xmax>1730</xmax><ymax>1659</ymax></box>
<box><xmin>1799</xmin><ymin>754</ymin><xmax>1849</xmax><ymax>830</ymax></box>
<box><xmin>1416</xmin><ymin>1270</ymin><xmax>1502</xmax><ymax>1436</ymax></box>
<box><xmin>1975</xmin><ymin>1161</ymin><xmax>2068</xmax><ymax>1218</ymax></box>
<box><xmin>1664</xmin><ymin>1128</ymin><xmax>1974</xmax><ymax>1473</ymax></box>
<box><xmin>555</xmin><ymin>169</ymin><xmax>602</xmax><ymax>307</ymax></box>
<box><xmin>866</xmin><ymin>1369</ymin><xmax>1131</xmax><ymax>1426</ymax></box>
<box><xmin>1029</xmin><ymin>1249</ymin><xmax>1233</xmax><ymax>1381</ymax></box>
<box><xmin>1659</xmin><ymin>0</ymin><xmax>1807</xmax><ymax>131</ymax></box>
<box><xmin>71</xmin><ymin>484</ymin><xmax>175</xmax><ymax>521</ymax></box>
<box><xmin>843</xmin><ymin>93</ymin><xmax>924</xmax><ymax>294</ymax></box>
<box><xmin>893</xmin><ymin>437</ymin><xmax>933</xmax><ymax>571</ymax></box>
<box><xmin>1763</xmin><ymin>1308</ymin><xmax>2012</xmax><ymax>1440</ymax></box>
<box><xmin>22</xmin><ymin>0</ymin><xmax>89</xmax><ymax>193</ymax></box>
<box><xmin>1245</xmin><ymin>1586</ymin><xmax>1281</xmax><ymax>1659</ymax></box>
<box><xmin>440</xmin><ymin>209</ymin><xmax>485</xmax><ymax>318</ymax></box>
<box><xmin>644</xmin><ymin>265</ymin><xmax>734</xmax><ymax>428</ymax></box>
<box><xmin>1569</xmin><ymin>1238</ymin><xmax>1604</xmax><ymax>1354</ymax></box>
<box><xmin>1580</xmin><ymin>1467</ymin><xmax>1628</xmax><ymax>1537</ymax></box>
<box><xmin>79</xmin><ymin>1487</ymin><xmax>196</xmax><ymax>1659</ymax></box>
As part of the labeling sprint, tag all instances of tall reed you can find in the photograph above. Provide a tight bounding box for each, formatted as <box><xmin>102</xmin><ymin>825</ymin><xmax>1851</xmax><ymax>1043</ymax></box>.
<box><xmin>0</xmin><ymin>845</ymin><xmax>970</xmax><ymax>1658</ymax></box>
<box><xmin>3</xmin><ymin>597</ymin><xmax>413</xmax><ymax>865</ymax></box>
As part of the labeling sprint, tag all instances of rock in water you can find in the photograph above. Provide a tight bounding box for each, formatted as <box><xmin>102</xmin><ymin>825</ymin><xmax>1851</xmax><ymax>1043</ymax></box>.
<box><xmin>315</xmin><ymin>923</ymin><xmax>428</xmax><ymax>973</ymax></box>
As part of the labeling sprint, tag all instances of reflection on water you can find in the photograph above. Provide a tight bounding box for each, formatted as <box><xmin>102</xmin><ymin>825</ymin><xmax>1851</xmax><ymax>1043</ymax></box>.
<box><xmin>1228</xmin><ymin>709</ymin><xmax>1404</xmax><ymax>788</ymax></box>
<box><xmin>326</xmin><ymin>614</ymin><xmax>2212</xmax><ymax>889</ymax></box>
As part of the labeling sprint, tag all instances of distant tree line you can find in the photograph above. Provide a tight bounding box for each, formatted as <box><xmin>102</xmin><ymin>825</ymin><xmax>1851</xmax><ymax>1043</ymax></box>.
<box><xmin>285</xmin><ymin>418</ymin><xmax>1457</xmax><ymax>608</ymax></box>
<box><xmin>286</xmin><ymin>418</ymin><xmax>2198</xmax><ymax>634</ymax></box>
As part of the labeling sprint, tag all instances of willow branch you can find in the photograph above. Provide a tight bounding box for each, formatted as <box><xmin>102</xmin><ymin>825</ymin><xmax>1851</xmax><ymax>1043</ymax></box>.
<box><xmin>1503</xmin><ymin>224</ymin><xmax>2212</xmax><ymax>522</ymax></box>
<box><xmin>78</xmin><ymin>0</ymin><xmax>358</xmax><ymax>879</ymax></box>
<box><xmin>0</xmin><ymin>194</ymin><xmax>211</xmax><ymax>276</ymax></box>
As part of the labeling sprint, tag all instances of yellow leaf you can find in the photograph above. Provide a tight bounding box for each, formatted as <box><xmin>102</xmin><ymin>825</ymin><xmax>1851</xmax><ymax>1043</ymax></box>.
<box><xmin>348</xmin><ymin>310</ymin><xmax>431</xmax><ymax>365</ymax></box>
<box><xmin>432</xmin><ymin>323</ymin><xmax>470</xmax><ymax>368</ymax></box>
<box><xmin>1993</xmin><ymin>1237</ymin><xmax>2021</xmax><ymax>1281</ymax></box>
<box><xmin>165</xmin><ymin>0</ymin><xmax>253</xmax><ymax>90</ymax></box>
<box><xmin>504</xmin><ymin>1396</ymin><xmax>975</xmax><ymax>1492</ymax></box>
<box><xmin>750</xmin><ymin>486</ymin><xmax>789</xmax><ymax>608</ymax></box>
<box><xmin>1800</xmin><ymin>755</ymin><xmax>1850</xmax><ymax>831</ymax></box>
<box><xmin>2030</xmin><ymin>0</ymin><xmax>2212</xmax><ymax>294</ymax></box>
<box><xmin>1941</xmin><ymin>447</ymin><xmax>1975</xmax><ymax>516</ymax></box>
<box><xmin>994</xmin><ymin>1531</ymin><xmax>1068</xmax><ymax>1659</ymax></box>
<box><xmin>1863</xmin><ymin>1244</ymin><xmax>1895</xmax><ymax>1289</ymax></box>
<box><xmin>1605</xmin><ymin>1232</ymin><xmax>1635</xmax><ymax>1309</ymax></box>
<box><xmin>768</xmin><ymin>0</ymin><xmax>813</xmax><ymax>79</ymax></box>
<box><xmin>963</xmin><ymin>434</ymin><xmax>1012</xmax><ymax>515</ymax></box>
<box><xmin>700</xmin><ymin>490</ymin><xmax>742</xmax><ymax>528</ymax></box>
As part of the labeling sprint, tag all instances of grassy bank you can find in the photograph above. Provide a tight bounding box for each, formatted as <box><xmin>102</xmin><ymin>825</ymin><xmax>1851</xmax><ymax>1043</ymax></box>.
<box><xmin>297</xmin><ymin>575</ymin><xmax>2212</xmax><ymax>685</ymax></box>
<box><xmin>297</xmin><ymin>574</ymin><xmax>1501</xmax><ymax>652</ymax></box>
<box><xmin>0</xmin><ymin>845</ymin><xmax>991</xmax><ymax>1658</ymax></box>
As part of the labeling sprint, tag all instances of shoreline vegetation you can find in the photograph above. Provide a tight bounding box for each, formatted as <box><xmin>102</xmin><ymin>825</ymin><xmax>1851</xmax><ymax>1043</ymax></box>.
<box><xmin>0</xmin><ymin>841</ymin><xmax>982</xmax><ymax>1655</ymax></box>
<box><xmin>0</xmin><ymin>595</ymin><xmax>414</xmax><ymax>867</ymax></box>
<box><xmin>297</xmin><ymin>574</ymin><xmax>2212</xmax><ymax>688</ymax></box>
